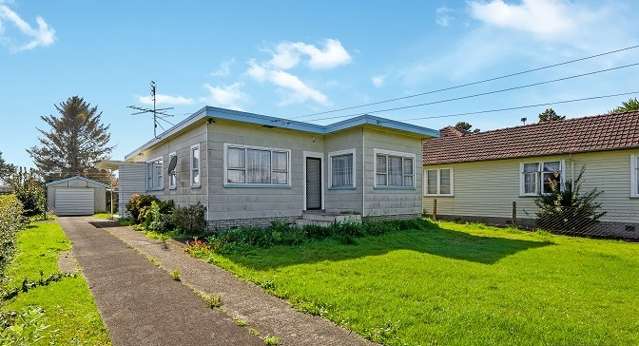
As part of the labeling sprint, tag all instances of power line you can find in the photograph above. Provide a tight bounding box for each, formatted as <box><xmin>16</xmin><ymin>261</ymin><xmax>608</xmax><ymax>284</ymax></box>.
<box><xmin>385</xmin><ymin>91</ymin><xmax>639</xmax><ymax>122</ymax></box>
<box><xmin>306</xmin><ymin>62</ymin><xmax>639</xmax><ymax>122</ymax></box>
<box><xmin>294</xmin><ymin>44</ymin><xmax>639</xmax><ymax>119</ymax></box>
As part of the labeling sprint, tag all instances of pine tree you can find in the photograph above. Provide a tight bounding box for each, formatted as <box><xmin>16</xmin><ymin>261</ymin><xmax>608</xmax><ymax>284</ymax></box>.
<box><xmin>27</xmin><ymin>97</ymin><xmax>113</xmax><ymax>182</ymax></box>
<box><xmin>538</xmin><ymin>108</ymin><xmax>565</xmax><ymax>122</ymax></box>
<box><xmin>454</xmin><ymin>121</ymin><xmax>480</xmax><ymax>134</ymax></box>
<box><xmin>0</xmin><ymin>151</ymin><xmax>15</xmax><ymax>183</ymax></box>
<box><xmin>610</xmin><ymin>97</ymin><xmax>639</xmax><ymax>113</ymax></box>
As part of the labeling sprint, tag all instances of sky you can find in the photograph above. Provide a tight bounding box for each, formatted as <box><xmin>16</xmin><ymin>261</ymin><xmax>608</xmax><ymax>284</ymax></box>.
<box><xmin>1</xmin><ymin>0</ymin><xmax>638</xmax><ymax>167</ymax></box>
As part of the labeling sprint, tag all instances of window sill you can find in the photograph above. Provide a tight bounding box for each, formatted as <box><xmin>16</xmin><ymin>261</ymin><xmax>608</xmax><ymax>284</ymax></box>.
<box><xmin>424</xmin><ymin>194</ymin><xmax>454</xmax><ymax>197</ymax></box>
<box><xmin>328</xmin><ymin>186</ymin><xmax>356</xmax><ymax>191</ymax></box>
<box><xmin>191</xmin><ymin>185</ymin><xmax>202</xmax><ymax>189</ymax></box>
<box><xmin>146</xmin><ymin>188</ymin><xmax>164</xmax><ymax>192</ymax></box>
<box><xmin>373</xmin><ymin>186</ymin><xmax>416</xmax><ymax>191</ymax></box>
<box><xmin>223</xmin><ymin>183</ymin><xmax>291</xmax><ymax>189</ymax></box>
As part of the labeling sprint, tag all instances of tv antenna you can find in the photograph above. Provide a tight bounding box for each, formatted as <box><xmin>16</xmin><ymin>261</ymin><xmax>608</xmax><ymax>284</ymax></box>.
<box><xmin>128</xmin><ymin>81</ymin><xmax>177</xmax><ymax>138</ymax></box>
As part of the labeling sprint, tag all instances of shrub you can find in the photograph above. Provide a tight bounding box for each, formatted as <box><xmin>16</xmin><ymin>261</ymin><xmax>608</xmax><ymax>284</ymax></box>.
<box><xmin>125</xmin><ymin>194</ymin><xmax>159</xmax><ymax>223</ymax></box>
<box><xmin>535</xmin><ymin>168</ymin><xmax>606</xmax><ymax>234</ymax></box>
<box><xmin>144</xmin><ymin>200</ymin><xmax>175</xmax><ymax>232</ymax></box>
<box><xmin>0</xmin><ymin>195</ymin><xmax>24</xmax><ymax>278</ymax></box>
<box><xmin>7</xmin><ymin>168</ymin><xmax>46</xmax><ymax>217</ymax></box>
<box><xmin>173</xmin><ymin>202</ymin><xmax>207</xmax><ymax>236</ymax></box>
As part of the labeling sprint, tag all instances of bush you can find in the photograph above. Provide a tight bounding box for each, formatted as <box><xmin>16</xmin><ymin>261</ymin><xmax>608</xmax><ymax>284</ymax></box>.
<box><xmin>7</xmin><ymin>168</ymin><xmax>46</xmax><ymax>217</ymax></box>
<box><xmin>173</xmin><ymin>202</ymin><xmax>207</xmax><ymax>236</ymax></box>
<box><xmin>0</xmin><ymin>195</ymin><xmax>24</xmax><ymax>278</ymax></box>
<box><xmin>125</xmin><ymin>194</ymin><xmax>159</xmax><ymax>223</ymax></box>
<box><xmin>143</xmin><ymin>200</ymin><xmax>175</xmax><ymax>232</ymax></box>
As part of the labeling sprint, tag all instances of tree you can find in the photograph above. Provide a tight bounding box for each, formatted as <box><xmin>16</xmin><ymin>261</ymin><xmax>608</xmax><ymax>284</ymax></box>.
<box><xmin>27</xmin><ymin>97</ymin><xmax>113</xmax><ymax>183</ymax></box>
<box><xmin>454</xmin><ymin>121</ymin><xmax>480</xmax><ymax>134</ymax></box>
<box><xmin>535</xmin><ymin>168</ymin><xmax>606</xmax><ymax>235</ymax></box>
<box><xmin>610</xmin><ymin>97</ymin><xmax>639</xmax><ymax>113</ymax></box>
<box><xmin>6</xmin><ymin>168</ymin><xmax>46</xmax><ymax>217</ymax></box>
<box><xmin>538</xmin><ymin>108</ymin><xmax>565</xmax><ymax>122</ymax></box>
<box><xmin>0</xmin><ymin>151</ymin><xmax>15</xmax><ymax>183</ymax></box>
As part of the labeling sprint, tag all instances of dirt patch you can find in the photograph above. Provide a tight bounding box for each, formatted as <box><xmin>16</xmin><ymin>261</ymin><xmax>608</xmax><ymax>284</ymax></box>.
<box><xmin>57</xmin><ymin>251</ymin><xmax>79</xmax><ymax>274</ymax></box>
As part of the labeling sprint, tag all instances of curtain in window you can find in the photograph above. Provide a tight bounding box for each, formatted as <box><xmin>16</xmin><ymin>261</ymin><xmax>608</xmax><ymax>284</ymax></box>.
<box><xmin>403</xmin><ymin>158</ymin><xmax>414</xmax><ymax>187</ymax></box>
<box><xmin>427</xmin><ymin>170</ymin><xmax>438</xmax><ymax>194</ymax></box>
<box><xmin>636</xmin><ymin>157</ymin><xmax>639</xmax><ymax>194</ymax></box>
<box><xmin>439</xmin><ymin>169</ymin><xmax>451</xmax><ymax>194</ymax></box>
<box><xmin>192</xmin><ymin>147</ymin><xmax>200</xmax><ymax>186</ymax></box>
<box><xmin>332</xmin><ymin>154</ymin><xmax>353</xmax><ymax>187</ymax></box>
<box><xmin>272</xmin><ymin>151</ymin><xmax>288</xmax><ymax>184</ymax></box>
<box><xmin>542</xmin><ymin>161</ymin><xmax>561</xmax><ymax>193</ymax></box>
<box><xmin>523</xmin><ymin>163</ymin><xmax>539</xmax><ymax>194</ymax></box>
<box><xmin>246</xmin><ymin>149</ymin><xmax>271</xmax><ymax>184</ymax></box>
<box><xmin>376</xmin><ymin>154</ymin><xmax>387</xmax><ymax>186</ymax></box>
<box><xmin>227</xmin><ymin>147</ymin><xmax>245</xmax><ymax>183</ymax></box>
<box><xmin>388</xmin><ymin>156</ymin><xmax>403</xmax><ymax>186</ymax></box>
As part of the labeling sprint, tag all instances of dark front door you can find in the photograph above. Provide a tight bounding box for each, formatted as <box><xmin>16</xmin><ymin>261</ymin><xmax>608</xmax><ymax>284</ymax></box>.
<box><xmin>305</xmin><ymin>157</ymin><xmax>322</xmax><ymax>210</ymax></box>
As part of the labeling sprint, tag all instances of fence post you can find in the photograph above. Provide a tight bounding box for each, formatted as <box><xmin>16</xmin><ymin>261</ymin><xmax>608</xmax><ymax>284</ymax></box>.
<box><xmin>512</xmin><ymin>201</ymin><xmax>517</xmax><ymax>227</ymax></box>
<box><xmin>433</xmin><ymin>199</ymin><xmax>438</xmax><ymax>221</ymax></box>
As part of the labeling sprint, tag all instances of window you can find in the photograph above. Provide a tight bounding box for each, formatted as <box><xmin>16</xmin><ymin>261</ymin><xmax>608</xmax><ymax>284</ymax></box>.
<box><xmin>374</xmin><ymin>149</ymin><xmax>415</xmax><ymax>188</ymax></box>
<box><xmin>520</xmin><ymin>160</ymin><xmax>563</xmax><ymax>196</ymax></box>
<box><xmin>329</xmin><ymin>149</ymin><xmax>355</xmax><ymax>188</ymax></box>
<box><xmin>632</xmin><ymin>155</ymin><xmax>639</xmax><ymax>198</ymax></box>
<box><xmin>168</xmin><ymin>152</ymin><xmax>177</xmax><ymax>189</ymax></box>
<box><xmin>224</xmin><ymin>144</ymin><xmax>290</xmax><ymax>186</ymax></box>
<box><xmin>146</xmin><ymin>157</ymin><xmax>163</xmax><ymax>191</ymax></box>
<box><xmin>191</xmin><ymin>144</ymin><xmax>200</xmax><ymax>187</ymax></box>
<box><xmin>424</xmin><ymin>168</ymin><xmax>453</xmax><ymax>196</ymax></box>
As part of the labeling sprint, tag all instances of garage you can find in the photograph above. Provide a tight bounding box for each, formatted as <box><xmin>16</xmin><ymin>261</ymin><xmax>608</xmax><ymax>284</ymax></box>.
<box><xmin>46</xmin><ymin>176</ymin><xmax>108</xmax><ymax>216</ymax></box>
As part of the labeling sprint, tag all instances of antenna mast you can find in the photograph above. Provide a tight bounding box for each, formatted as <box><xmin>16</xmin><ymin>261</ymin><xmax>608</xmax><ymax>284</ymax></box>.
<box><xmin>128</xmin><ymin>81</ymin><xmax>176</xmax><ymax>138</ymax></box>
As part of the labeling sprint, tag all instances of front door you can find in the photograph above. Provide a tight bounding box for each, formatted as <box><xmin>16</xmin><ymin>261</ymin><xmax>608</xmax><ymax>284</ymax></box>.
<box><xmin>305</xmin><ymin>157</ymin><xmax>322</xmax><ymax>210</ymax></box>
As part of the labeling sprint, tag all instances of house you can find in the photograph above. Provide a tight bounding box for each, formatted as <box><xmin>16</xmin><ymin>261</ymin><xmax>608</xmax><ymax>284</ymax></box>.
<box><xmin>422</xmin><ymin>111</ymin><xmax>639</xmax><ymax>239</ymax></box>
<box><xmin>99</xmin><ymin>106</ymin><xmax>438</xmax><ymax>229</ymax></box>
<box><xmin>46</xmin><ymin>176</ymin><xmax>108</xmax><ymax>216</ymax></box>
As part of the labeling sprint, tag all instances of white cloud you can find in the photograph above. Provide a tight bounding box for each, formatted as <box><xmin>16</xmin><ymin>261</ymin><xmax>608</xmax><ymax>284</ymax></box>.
<box><xmin>247</xmin><ymin>60</ymin><xmax>328</xmax><ymax>105</ymax></box>
<box><xmin>210</xmin><ymin>59</ymin><xmax>235</xmax><ymax>77</ymax></box>
<box><xmin>371</xmin><ymin>75</ymin><xmax>385</xmax><ymax>87</ymax></box>
<box><xmin>435</xmin><ymin>6</ymin><xmax>454</xmax><ymax>27</ymax></box>
<box><xmin>201</xmin><ymin>83</ymin><xmax>246</xmax><ymax>110</ymax></box>
<box><xmin>0</xmin><ymin>4</ymin><xmax>55</xmax><ymax>52</ymax></box>
<box><xmin>268</xmin><ymin>39</ymin><xmax>352</xmax><ymax>70</ymax></box>
<box><xmin>138</xmin><ymin>94</ymin><xmax>193</xmax><ymax>106</ymax></box>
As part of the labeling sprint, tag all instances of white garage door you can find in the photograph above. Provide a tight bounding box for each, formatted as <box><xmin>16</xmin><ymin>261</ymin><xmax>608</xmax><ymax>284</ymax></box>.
<box><xmin>55</xmin><ymin>189</ymin><xmax>95</xmax><ymax>216</ymax></box>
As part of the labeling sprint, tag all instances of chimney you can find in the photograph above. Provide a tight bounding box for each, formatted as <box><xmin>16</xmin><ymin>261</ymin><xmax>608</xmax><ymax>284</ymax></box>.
<box><xmin>439</xmin><ymin>126</ymin><xmax>464</xmax><ymax>138</ymax></box>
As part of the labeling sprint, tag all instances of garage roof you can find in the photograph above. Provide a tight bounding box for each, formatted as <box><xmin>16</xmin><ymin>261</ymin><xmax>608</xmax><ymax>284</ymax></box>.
<box><xmin>45</xmin><ymin>176</ymin><xmax>109</xmax><ymax>188</ymax></box>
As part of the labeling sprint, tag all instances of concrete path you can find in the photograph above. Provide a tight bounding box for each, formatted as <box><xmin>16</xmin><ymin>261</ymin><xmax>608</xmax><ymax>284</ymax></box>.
<box><xmin>104</xmin><ymin>223</ymin><xmax>375</xmax><ymax>346</ymax></box>
<box><xmin>58</xmin><ymin>217</ymin><xmax>261</xmax><ymax>346</ymax></box>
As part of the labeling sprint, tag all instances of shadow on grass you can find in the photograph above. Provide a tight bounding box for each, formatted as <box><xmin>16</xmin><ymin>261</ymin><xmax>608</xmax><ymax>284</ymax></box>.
<box><xmin>223</xmin><ymin>225</ymin><xmax>553</xmax><ymax>269</ymax></box>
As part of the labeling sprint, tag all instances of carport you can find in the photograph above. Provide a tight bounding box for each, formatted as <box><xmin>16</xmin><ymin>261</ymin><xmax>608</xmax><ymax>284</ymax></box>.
<box><xmin>46</xmin><ymin>176</ymin><xmax>108</xmax><ymax>216</ymax></box>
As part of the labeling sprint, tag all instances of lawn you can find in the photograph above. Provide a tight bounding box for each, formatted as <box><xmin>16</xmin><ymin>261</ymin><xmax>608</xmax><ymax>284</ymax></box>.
<box><xmin>202</xmin><ymin>221</ymin><xmax>639</xmax><ymax>345</ymax></box>
<box><xmin>1</xmin><ymin>219</ymin><xmax>111</xmax><ymax>345</ymax></box>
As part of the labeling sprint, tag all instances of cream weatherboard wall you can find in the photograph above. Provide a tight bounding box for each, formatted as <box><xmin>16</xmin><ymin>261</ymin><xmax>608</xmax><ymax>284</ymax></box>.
<box><xmin>324</xmin><ymin>127</ymin><xmax>364</xmax><ymax>214</ymax></box>
<box><xmin>423</xmin><ymin>149</ymin><xmax>639</xmax><ymax>226</ymax></box>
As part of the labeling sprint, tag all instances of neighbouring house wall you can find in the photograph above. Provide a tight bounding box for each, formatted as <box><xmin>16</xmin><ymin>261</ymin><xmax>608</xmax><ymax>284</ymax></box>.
<box><xmin>363</xmin><ymin>127</ymin><xmax>423</xmax><ymax>217</ymax></box>
<box><xmin>118</xmin><ymin>163</ymin><xmax>146</xmax><ymax>217</ymax></box>
<box><xmin>423</xmin><ymin>149</ymin><xmax>639</xmax><ymax>237</ymax></box>
<box><xmin>47</xmin><ymin>179</ymin><xmax>107</xmax><ymax>213</ymax></box>
<box><xmin>324</xmin><ymin>127</ymin><xmax>364</xmax><ymax>214</ymax></box>
<box><xmin>207</xmin><ymin>120</ymin><xmax>325</xmax><ymax>227</ymax></box>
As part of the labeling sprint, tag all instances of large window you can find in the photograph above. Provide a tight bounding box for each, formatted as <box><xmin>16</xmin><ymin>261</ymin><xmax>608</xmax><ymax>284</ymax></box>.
<box><xmin>224</xmin><ymin>144</ymin><xmax>290</xmax><ymax>186</ymax></box>
<box><xmin>191</xmin><ymin>144</ymin><xmax>200</xmax><ymax>187</ymax></box>
<box><xmin>520</xmin><ymin>160</ymin><xmax>563</xmax><ymax>196</ymax></box>
<box><xmin>374</xmin><ymin>149</ymin><xmax>415</xmax><ymax>188</ymax></box>
<box><xmin>424</xmin><ymin>168</ymin><xmax>453</xmax><ymax>196</ymax></box>
<box><xmin>168</xmin><ymin>152</ymin><xmax>177</xmax><ymax>190</ymax></box>
<box><xmin>632</xmin><ymin>155</ymin><xmax>639</xmax><ymax>198</ymax></box>
<box><xmin>146</xmin><ymin>157</ymin><xmax>163</xmax><ymax>191</ymax></box>
<box><xmin>329</xmin><ymin>149</ymin><xmax>355</xmax><ymax>188</ymax></box>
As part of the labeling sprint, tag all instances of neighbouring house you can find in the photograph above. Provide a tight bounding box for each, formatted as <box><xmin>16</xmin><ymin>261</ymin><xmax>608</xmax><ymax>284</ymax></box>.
<box><xmin>422</xmin><ymin>111</ymin><xmax>639</xmax><ymax>239</ymax></box>
<box><xmin>98</xmin><ymin>106</ymin><xmax>437</xmax><ymax>229</ymax></box>
<box><xmin>46</xmin><ymin>176</ymin><xmax>108</xmax><ymax>216</ymax></box>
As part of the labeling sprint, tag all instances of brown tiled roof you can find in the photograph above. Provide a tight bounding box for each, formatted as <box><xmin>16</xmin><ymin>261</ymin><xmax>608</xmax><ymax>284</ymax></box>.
<box><xmin>423</xmin><ymin>111</ymin><xmax>639</xmax><ymax>165</ymax></box>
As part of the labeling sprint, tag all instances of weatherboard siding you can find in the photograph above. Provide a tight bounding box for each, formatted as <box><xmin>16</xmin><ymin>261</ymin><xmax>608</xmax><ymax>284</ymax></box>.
<box><xmin>118</xmin><ymin>163</ymin><xmax>146</xmax><ymax>216</ymax></box>
<box><xmin>324</xmin><ymin>127</ymin><xmax>364</xmax><ymax>214</ymax></box>
<box><xmin>423</xmin><ymin>149</ymin><xmax>639</xmax><ymax>225</ymax></box>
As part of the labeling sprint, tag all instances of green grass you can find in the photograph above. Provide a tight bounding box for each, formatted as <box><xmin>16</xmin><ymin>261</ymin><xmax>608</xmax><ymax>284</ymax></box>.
<box><xmin>94</xmin><ymin>212</ymin><xmax>115</xmax><ymax>220</ymax></box>
<box><xmin>1</xmin><ymin>219</ymin><xmax>111</xmax><ymax>345</ymax></box>
<box><xmin>198</xmin><ymin>220</ymin><xmax>639</xmax><ymax>345</ymax></box>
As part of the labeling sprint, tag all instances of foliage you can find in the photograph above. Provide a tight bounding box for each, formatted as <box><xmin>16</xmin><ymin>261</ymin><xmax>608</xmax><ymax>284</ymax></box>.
<box><xmin>453</xmin><ymin>121</ymin><xmax>480</xmax><ymax>134</ymax></box>
<box><xmin>170</xmin><ymin>269</ymin><xmax>181</xmax><ymax>281</ymax></box>
<box><xmin>206</xmin><ymin>218</ymin><xmax>434</xmax><ymax>253</ymax></box>
<box><xmin>173</xmin><ymin>202</ymin><xmax>207</xmax><ymax>236</ymax></box>
<box><xmin>6</xmin><ymin>168</ymin><xmax>46</xmax><ymax>217</ymax></box>
<box><xmin>0</xmin><ymin>306</ymin><xmax>55</xmax><ymax>345</ymax></box>
<box><xmin>0</xmin><ymin>151</ymin><xmax>16</xmax><ymax>184</ymax></box>
<box><xmin>143</xmin><ymin>200</ymin><xmax>175</xmax><ymax>232</ymax></box>
<box><xmin>27</xmin><ymin>96</ymin><xmax>113</xmax><ymax>184</ymax></box>
<box><xmin>2</xmin><ymin>272</ymin><xmax>77</xmax><ymax>302</ymax></box>
<box><xmin>197</xmin><ymin>291</ymin><xmax>222</xmax><ymax>308</ymax></box>
<box><xmin>0</xmin><ymin>195</ymin><xmax>24</xmax><ymax>279</ymax></box>
<box><xmin>125</xmin><ymin>193</ymin><xmax>159</xmax><ymax>223</ymax></box>
<box><xmin>263</xmin><ymin>335</ymin><xmax>281</xmax><ymax>345</ymax></box>
<box><xmin>184</xmin><ymin>239</ymin><xmax>210</xmax><ymax>257</ymax></box>
<box><xmin>538</xmin><ymin>108</ymin><xmax>565</xmax><ymax>122</ymax></box>
<box><xmin>535</xmin><ymin>168</ymin><xmax>606</xmax><ymax>234</ymax></box>
<box><xmin>610</xmin><ymin>97</ymin><xmax>639</xmax><ymax>113</ymax></box>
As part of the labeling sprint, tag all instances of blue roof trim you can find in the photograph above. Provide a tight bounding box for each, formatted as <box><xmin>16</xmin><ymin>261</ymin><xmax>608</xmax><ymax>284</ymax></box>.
<box><xmin>126</xmin><ymin>106</ymin><xmax>438</xmax><ymax>159</ymax></box>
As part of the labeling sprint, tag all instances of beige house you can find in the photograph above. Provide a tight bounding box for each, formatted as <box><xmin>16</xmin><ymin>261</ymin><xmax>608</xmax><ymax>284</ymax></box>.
<box><xmin>100</xmin><ymin>106</ymin><xmax>437</xmax><ymax>229</ymax></box>
<box><xmin>422</xmin><ymin>111</ymin><xmax>639</xmax><ymax>239</ymax></box>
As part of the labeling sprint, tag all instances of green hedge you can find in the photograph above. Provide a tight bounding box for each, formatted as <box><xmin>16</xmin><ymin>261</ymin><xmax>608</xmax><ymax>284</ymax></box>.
<box><xmin>0</xmin><ymin>195</ymin><xmax>24</xmax><ymax>277</ymax></box>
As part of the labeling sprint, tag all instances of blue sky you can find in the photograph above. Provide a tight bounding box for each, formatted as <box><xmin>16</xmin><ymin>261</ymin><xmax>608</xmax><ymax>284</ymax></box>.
<box><xmin>1</xmin><ymin>0</ymin><xmax>638</xmax><ymax>167</ymax></box>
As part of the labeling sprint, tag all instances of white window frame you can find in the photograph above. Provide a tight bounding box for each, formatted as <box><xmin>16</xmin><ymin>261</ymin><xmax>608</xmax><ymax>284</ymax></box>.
<box><xmin>373</xmin><ymin>149</ymin><xmax>416</xmax><ymax>188</ymax></box>
<box><xmin>146</xmin><ymin>156</ymin><xmax>164</xmax><ymax>191</ymax></box>
<box><xmin>190</xmin><ymin>144</ymin><xmax>201</xmax><ymax>188</ymax></box>
<box><xmin>223</xmin><ymin>143</ymin><xmax>292</xmax><ymax>187</ymax></box>
<box><xmin>519</xmin><ymin>160</ymin><xmax>565</xmax><ymax>196</ymax></box>
<box><xmin>328</xmin><ymin>148</ymin><xmax>356</xmax><ymax>189</ymax></box>
<box><xmin>423</xmin><ymin>168</ymin><xmax>454</xmax><ymax>196</ymax></box>
<box><xmin>168</xmin><ymin>152</ymin><xmax>177</xmax><ymax>190</ymax></box>
<box><xmin>631</xmin><ymin>154</ymin><xmax>639</xmax><ymax>198</ymax></box>
<box><xmin>303</xmin><ymin>151</ymin><xmax>325</xmax><ymax>210</ymax></box>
